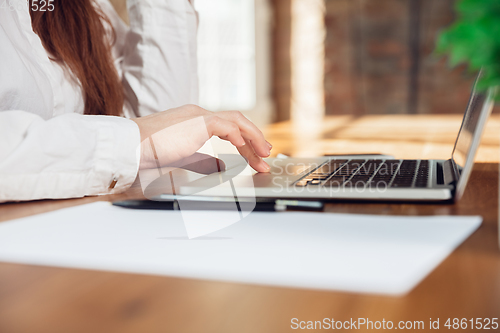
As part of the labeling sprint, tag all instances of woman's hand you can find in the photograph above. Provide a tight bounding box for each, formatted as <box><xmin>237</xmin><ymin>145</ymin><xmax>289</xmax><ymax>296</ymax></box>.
<box><xmin>131</xmin><ymin>105</ymin><xmax>272</xmax><ymax>173</ymax></box>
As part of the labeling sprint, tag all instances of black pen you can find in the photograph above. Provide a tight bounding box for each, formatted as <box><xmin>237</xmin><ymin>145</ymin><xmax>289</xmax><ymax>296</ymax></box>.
<box><xmin>113</xmin><ymin>197</ymin><xmax>323</xmax><ymax>212</ymax></box>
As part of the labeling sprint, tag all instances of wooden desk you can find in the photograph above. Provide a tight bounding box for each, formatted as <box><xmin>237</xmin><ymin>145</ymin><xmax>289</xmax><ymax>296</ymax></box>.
<box><xmin>0</xmin><ymin>115</ymin><xmax>499</xmax><ymax>333</ymax></box>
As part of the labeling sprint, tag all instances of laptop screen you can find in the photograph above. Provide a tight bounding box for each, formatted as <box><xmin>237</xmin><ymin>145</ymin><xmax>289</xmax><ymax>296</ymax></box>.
<box><xmin>451</xmin><ymin>72</ymin><xmax>495</xmax><ymax>200</ymax></box>
<box><xmin>451</xmin><ymin>90</ymin><xmax>487</xmax><ymax>169</ymax></box>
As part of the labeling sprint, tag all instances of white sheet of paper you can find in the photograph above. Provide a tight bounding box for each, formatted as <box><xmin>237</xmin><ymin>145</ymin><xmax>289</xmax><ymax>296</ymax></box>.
<box><xmin>0</xmin><ymin>202</ymin><xmax>481</xmax><ymax>295</ymax></box>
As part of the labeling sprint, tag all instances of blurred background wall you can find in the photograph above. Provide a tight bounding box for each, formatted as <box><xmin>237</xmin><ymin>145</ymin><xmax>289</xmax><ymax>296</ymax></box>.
<box><xmin>109</xmin><ymin>0</ymin><xmax>486</xmax><ymax>125</ymax></box>
<box><xmin>323</xmin><ymin>0</ymin><xmax>473</xmax><ymax>116</ymax></box>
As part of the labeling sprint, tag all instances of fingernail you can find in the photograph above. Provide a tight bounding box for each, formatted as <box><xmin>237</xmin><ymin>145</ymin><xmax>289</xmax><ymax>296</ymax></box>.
<box><xmin>262</xmin><ymin>160</ymin><xmax>271</xmax><ymax>172</ymax></box>
<box><xmin>266</xmin><ymin>141</ymin><xmax>273</xmax><ymax>149</ymax></box>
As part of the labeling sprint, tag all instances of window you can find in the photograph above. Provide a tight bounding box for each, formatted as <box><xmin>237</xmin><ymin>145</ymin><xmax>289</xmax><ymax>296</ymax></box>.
<box><xmin>196</xmin><ymin>0</ymin><xmax>271</xmax><ymax>126</ymax></box>
<box><xmin>196</xmin><ymin>0</ymin><xmax>256</xmax><ymax>111</ymax></box>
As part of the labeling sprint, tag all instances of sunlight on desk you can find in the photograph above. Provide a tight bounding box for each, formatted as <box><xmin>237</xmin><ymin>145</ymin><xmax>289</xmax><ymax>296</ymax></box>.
<box><xmin>266</xmin><ymin>114</ymin><xmax>500</xmax><ymax>162</ymax></box>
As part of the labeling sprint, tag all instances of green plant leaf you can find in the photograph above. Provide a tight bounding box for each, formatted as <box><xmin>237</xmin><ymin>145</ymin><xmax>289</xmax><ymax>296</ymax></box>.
<box><xmin>436</xmin><ymin>0</ymin><xmax>500</xmax><ymax>97</ymax></box>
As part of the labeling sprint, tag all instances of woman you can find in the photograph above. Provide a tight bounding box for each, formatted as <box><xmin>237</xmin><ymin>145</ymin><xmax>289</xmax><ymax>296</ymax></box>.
<box><xmin>0</xmin><ymin>0</ymin><xmax>271</xmax><ymax>202</ymax></box>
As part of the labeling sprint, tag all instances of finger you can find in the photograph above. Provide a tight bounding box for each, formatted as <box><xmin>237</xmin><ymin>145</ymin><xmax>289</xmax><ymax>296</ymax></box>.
<box><xmin>168</xmin><ymin>152</ymin><xmax>226</xmax><ymax>175</ymax></box>
<box><xmin>205</xmin><ymin>115</ymin><xmax>246</xmax><ymax>148</ymax></box>
<box><xmin>237</xmin><ymin>139</ymin><xmax>270</xmax><ymax>173</ymax></box>
<box><xmin>216</xmin><ymin>111</ymin><xmax>271</xmax><ymax>158</ymax></box>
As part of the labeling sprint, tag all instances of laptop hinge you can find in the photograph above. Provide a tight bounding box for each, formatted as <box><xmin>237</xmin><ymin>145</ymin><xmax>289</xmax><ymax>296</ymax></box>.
<box><xmin>443</xmin><ymin>159</ymin><xmax>459</xmax><ymax>185</ymax></box>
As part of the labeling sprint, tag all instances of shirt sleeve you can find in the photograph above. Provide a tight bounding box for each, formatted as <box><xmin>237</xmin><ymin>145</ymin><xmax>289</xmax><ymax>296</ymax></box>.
<box><xmin>98</xmin><ymin>0</ymin><xmax>199</xmax><ymax>117</ymax></box>
<box><xmin>0</xmin><ymin>111</ymin><xmax>141</xmax><ymax>202</ymax></box>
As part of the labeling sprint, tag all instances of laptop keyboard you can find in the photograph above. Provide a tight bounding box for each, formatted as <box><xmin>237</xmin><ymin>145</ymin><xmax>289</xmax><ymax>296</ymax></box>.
<box><xmin>295</xmin><ymin>159</ymin><xmax>430</xmax><ymax>188</ymax></box>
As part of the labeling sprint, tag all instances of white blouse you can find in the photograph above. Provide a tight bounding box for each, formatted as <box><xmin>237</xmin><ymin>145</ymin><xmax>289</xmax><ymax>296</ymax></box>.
<box><xmin>0</xmin><ymin>0</ymin><xmax>199</xmax><ymax>202</ymax></box>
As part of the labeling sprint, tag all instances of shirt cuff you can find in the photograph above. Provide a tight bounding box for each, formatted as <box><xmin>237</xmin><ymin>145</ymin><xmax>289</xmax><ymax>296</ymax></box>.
<box><xmin>92</xmin><ymin>116</ymin><xmax>141</xmax><ymax>195</ymax></box>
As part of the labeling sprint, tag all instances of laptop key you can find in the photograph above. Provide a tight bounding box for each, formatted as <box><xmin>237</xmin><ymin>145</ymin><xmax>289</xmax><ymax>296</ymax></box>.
<box><xmin>344</xmin><ymin>180</ymin><xmax>368</xmax><ymax>188</ymax></box>
<box><xmin>367</xmin><ymin>180</ymin><xmax>390</xmax><ymax>189</ymax></box>
<box><xmin>343</xmin><ymin>181</ymin><xmax>355</xmax><ymax>187</ymax></box>
<box><xmin>376</xmin><ymin>161</ymin><xmax>400</xmax><ymax>178</ymax></box>
<box><xmin>335</xmin><ymin>162</ymin><xmax>363</xmax><ymax>176</ymax></box>
<box><xmin>313</xmin><ymin>160</ymin><xmax>348</xmax><ymax>175</ymax></box>
<box><xmin>310</xmin><ymin>175</ymin><xmax>330</xmax><ymax>180</ymax></box>
<box><xmin>390</xmin><ymin>160</ymin><xmax>418</xmax><ymax>188</ymax></box>
<box><xmin>356</xmin><ymin>160</ymin><xmax>383</xmax><ymax>175</ymax></box>
<box><xmin>415</xmin><ymin>160</ymin><xmax>429</xmax><ymax>188</ymax></box>
<box><xmin>324</xmin><ymin>176</ymin><xmax>346</xmax><ymax>187</ymax></box>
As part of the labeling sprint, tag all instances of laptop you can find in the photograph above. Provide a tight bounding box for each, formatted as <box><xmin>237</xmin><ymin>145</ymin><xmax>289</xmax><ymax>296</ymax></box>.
<box><xmin>147</xmin><ymin>73</ymin><xmax>495</xmax><ymax>203</ymax></box>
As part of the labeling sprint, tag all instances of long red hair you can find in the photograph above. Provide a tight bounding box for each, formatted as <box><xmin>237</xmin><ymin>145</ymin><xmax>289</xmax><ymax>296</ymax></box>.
<box><xmin>30</xmin><ymin>0</ymin><xmax>124</xmax><ymax>116</ymax></box>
